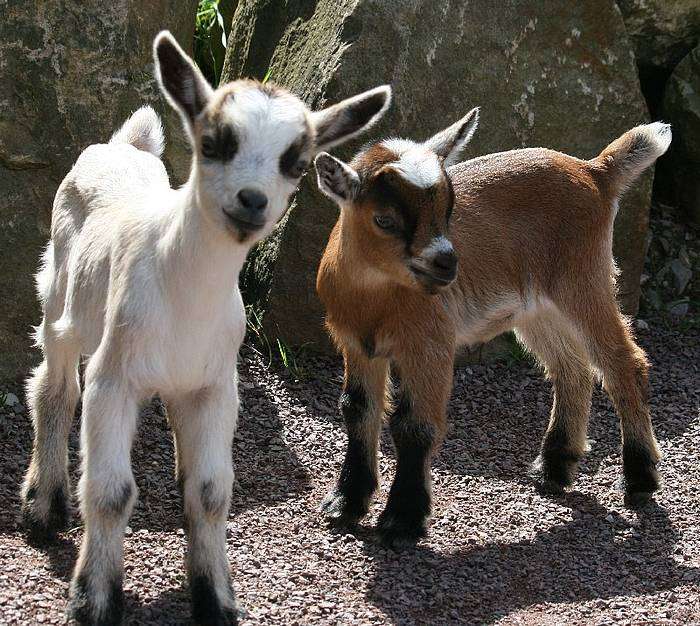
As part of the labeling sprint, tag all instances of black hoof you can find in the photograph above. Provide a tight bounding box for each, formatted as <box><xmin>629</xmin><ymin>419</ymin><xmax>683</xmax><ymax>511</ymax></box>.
<box><xmin>623</xmin><ymin>443</ymin><xmax>660</xmax><ymax>508</ymax></box>
<box><xmin>622</xmin><ymin>467</ymin><xmax>660</xmax><ymax>510</ymax></box>
<box><xmin>22</xmin><ymin>486</ymin><xmax>70</xmax><ymax>544</ymax></box>
<box><xmin>191</xmin><ymin>575</ymin><xmax>238</xmax><ymax>626</ymax></box>
<box><xmin>376</xmin><ymin>514</ymin><xmax>426</xmax><ymax>550</ymax></box>
<box><xmin>320</xmin><ymin>491</ymin><xmax>366</xmax><ymax>529</ymax></box>
<box><xmin>68</xmin><ymin>574</ymin><xmax>124</xmax><ymax>626</ymax></box>
<box><xmin>529</xmin><ymin>451</ymin><xmax>579</xmax><ymax>494</ymax></box>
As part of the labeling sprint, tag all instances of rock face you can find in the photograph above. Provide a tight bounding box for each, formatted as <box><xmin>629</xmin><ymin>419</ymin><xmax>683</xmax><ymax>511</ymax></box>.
<box><xmin>222</xmin><ymin>0</ymin><xmax>653</xmax><ymax>352</ymax></box>
<box><xmin>617</xmin><ymin>0</ymin><xmax>700</xmax><ymax>112</ymax></box>
<box><xmin>0</xmin><ymin>1</ymin><xmax>198</xmax><ymax>382</ymax></box>
<box><xmin>661</xmin><ymin>46</ymin><xmax>700</xmax><ymax>227</ymax></box>
<box><xmin>617</xmin><ymin>0</ymin><xmax>700</xmax><ymax>72</ymax></box>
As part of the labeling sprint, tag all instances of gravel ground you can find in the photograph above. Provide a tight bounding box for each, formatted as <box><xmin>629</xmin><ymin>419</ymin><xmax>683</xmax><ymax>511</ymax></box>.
<box><xmin>0</xmin><ymin>317</ymin><xmax>698</xmax><ymax>625</ymax></box>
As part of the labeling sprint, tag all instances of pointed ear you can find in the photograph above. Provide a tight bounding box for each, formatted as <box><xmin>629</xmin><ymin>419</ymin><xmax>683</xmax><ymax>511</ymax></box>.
<box><xmin>314</xmin><ymin>152</ymin><xmax>360</xmax><ymax>204</ymax></box>
<box><xmin>310</xmin><ymin>85</ymin><xmax>392</xmax><ymax>151</ymax></box>
<box><xmin>153</xmin><ymin>31</ymin><xmax>213</xmax><ymax>132</ymax></box>
<box><xmin>423</xmin><ymin>107</ymin><xmax>479</xmax><ymax>167</ymax></box>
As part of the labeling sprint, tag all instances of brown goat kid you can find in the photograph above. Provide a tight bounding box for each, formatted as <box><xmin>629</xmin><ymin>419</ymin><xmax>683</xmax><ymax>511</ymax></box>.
<box><xmin>314</xmin><ymin>110</ymin><xmax>671</xmax><ymax>547</ymax></box>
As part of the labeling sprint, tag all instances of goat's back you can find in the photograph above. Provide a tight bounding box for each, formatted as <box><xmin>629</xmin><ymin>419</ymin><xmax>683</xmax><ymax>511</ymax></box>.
<box><xmin>447</xmin><ymin>148</ymin><xmax>615</xmax><ymax>301</ymax></box>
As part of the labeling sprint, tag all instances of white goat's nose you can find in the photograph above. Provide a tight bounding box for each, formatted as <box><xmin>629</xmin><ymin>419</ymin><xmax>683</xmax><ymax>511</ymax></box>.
<box><xmin>237</xmin><ymin>188</ymin><xmax>268</xmax><ymax>212</ymax></box>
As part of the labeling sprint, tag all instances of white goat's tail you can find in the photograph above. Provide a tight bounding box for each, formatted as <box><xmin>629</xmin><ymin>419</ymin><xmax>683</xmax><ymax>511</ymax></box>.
<box><xmin>594</xmin><ymin>122</ymin><xmax>672</xmax><ymax>195</ymax></box>
<box><xmin>110</xmin><ymin>105</ymin><xmax>165</xmax><ymax>157</ymax></box>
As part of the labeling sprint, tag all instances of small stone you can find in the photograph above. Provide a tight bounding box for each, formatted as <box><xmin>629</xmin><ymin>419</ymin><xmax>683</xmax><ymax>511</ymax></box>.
<box><xmin>668</xmin><ymin>302</ymin><xmax>689</xmax><ymax>317</ymax></box>
<box><xmin>3</xmin><ymin>393</ymin><xmax>19</xmax><ymax>407</ymax></box>
<box><xmin>635</xmin><ymin>319</ymin><xmax>649</xmax><ymax>332</ymax></box>
<box><xmin>670</xmin><ymin>259</ymin><xmax>692</xmax><ymax>294</ymax></box>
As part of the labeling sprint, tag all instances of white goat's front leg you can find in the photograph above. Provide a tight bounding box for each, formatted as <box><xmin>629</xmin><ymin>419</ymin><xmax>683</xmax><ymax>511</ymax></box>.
<box><xmin>68</xmin><ymin>371</ymin><xmax>139</xmax><ymax>626</ymax></box>
<box><xmin>168</xmin><ymin>380</ymin><xmax>238</xmax><ymax>626</ymax></box>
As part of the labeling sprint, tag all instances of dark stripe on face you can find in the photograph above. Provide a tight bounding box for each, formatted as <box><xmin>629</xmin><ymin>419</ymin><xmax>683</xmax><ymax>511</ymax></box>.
<box><xmin>201</xmin><ymin>124</ymin><xmax>238</xmax><ymax>161</ymax></box>
<box><xmin>444</xmin><ymin>174</ymin><xmax>455</xmax><ymax>224</ymax></box>
<box><xmin>367</xmin><ymin>172</ymin><xmax>418</xmax><ymax>246</ymax></box>
<box><xmin>280</xmin><ymin>132</ymin><xmax>311</xmax><ymax>179</ymax></box>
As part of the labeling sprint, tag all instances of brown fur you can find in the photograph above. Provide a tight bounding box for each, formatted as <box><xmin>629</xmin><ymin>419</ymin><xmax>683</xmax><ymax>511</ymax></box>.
<box><xmin>317</xmin><ymin>128</ymin><xmax>667</xmax><ymax>543</ymax></box>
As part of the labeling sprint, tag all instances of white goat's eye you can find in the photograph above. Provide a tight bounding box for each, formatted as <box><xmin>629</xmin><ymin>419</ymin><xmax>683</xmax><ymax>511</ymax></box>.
<box><xmin>290</xmin><ymin>160</ymin><xmax>309</xmax><ymax>179</ymax></box>
<box><xmin>201</xmin><ymin>136</ymin><xmax>218</xmax><ymax>159</ymax></box>
<box><xmin>374</xmin><ymin>214</ymin><xmax>396</xmax><ymax>230</ymax></box>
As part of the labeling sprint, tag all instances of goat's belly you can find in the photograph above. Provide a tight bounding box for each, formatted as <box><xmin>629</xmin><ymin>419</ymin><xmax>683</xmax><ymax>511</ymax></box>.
<box><xmin>454</xmin><ymin>300</ymin><xmax>523</xmax><ymax>348</ymax></box>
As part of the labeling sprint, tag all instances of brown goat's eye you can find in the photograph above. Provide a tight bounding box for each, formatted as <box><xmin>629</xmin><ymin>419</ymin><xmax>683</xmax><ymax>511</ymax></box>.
<box><xmin>374</xmin><ymin>214</ymin><xmax>396</xmax><ymax>230</ymax></box>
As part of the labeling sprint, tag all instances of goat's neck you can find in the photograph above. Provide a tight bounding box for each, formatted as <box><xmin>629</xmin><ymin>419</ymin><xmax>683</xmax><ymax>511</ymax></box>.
<box><xmin>160</xmin><ymin>178</ymin><xmax>247</xmax><ymax>302</ymax></box>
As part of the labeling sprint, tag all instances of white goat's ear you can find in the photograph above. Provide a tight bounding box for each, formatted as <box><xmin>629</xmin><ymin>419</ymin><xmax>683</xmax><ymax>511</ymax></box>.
<box><xmin>153</xmin><ymin>31</ymin><xmax>213</xmax><ymax>130</ymax></box>
<box><xmin>423</xmin><ymin>107</ymin><xmax>479</xmax><ymax>167</ymax></box>
<box><xmin>314</xmin><ymin>152</ymin><xmax>360</xmax><ymax>204</ymax></box>
<box><xmin>311</xmin><ymin>85</ymin><xmax>392</xmax><ymax>151</ymax></box>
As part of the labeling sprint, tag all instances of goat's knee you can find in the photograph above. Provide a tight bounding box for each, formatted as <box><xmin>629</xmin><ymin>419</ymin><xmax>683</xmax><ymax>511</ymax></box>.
<box><xmin>532</xmin><ymin>367</ymin><xmax>594</xmax><ymax>493</ymax></box>
<box><xmin>322</xmin><ymin>382</ymin><xmax>381</xmax><ymax>526</ymax></box>
<box><xmin>377</xmin><ymin>389</ymin><xmax>437</xmax><ymax>549</ymax></box>
<box><xmin>183</xmin><ymin>466</ymin><xmax>236</xmax><ymax>625</ymax></box>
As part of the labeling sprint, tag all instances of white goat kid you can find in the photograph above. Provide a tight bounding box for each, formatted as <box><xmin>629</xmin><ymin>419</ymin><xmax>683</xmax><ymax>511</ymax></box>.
<box><xmin>20</xmin><ymin>30</ymin><xmax>391</xmax><ymax>626</ymax></box>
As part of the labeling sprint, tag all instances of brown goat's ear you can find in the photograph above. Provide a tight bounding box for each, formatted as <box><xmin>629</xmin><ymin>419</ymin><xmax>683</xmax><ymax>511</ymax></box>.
<box><xmin>314</xmin><ymin>153</ymin><xmax>360</xmax><ymax>205</ymax></box>
<box><xmin>310</xmin><ymin>85</ymin><xmax>392</xmax><ymax>151</ymax></box>
<box><xmin>423</xmin><ymin>107</ymin><xmax>479</xmax><ymax>167</ymax></box>
<box><xmin>153</xmin><ymin>31</ymin><xmax>213</xmax><ymax>133</ymax></box>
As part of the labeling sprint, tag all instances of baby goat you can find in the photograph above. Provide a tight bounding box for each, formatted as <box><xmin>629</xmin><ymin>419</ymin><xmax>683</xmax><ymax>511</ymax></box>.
<box><xmin>315</xmin><ymin>110</ymin><xmax>671</xmax><ymax>547</ymax></box>
<box><xmin>20</xmin><ymin>30</ymin><xmax>390</xmax><ymax>625</ymax></box>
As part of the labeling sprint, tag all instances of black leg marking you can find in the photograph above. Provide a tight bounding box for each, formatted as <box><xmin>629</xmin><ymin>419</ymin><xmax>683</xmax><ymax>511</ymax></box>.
<box><xmin>322</xmin><ymin>383</ymin><xmax>378</xmax><ymax>527</ymax></box>
<box><xmin>200</xmin><ymin>480</ymin><xmax>228</xmax><ymax>517</ymax></box>
<box><xmin>22</xmin><ymin>484</ymin><xmax>70</xmax><ymax>543</ymax></box>
<box><xmin>191</xmin><ymin>575</ymin><xmax>238</xmax><ymax>626</ymax></box>
<box><xmin>530</xmin><ymin>427</ymin><xmax>581</xmax><ymax>495</ymax></box>
<box><xmin>68</xmin><ymin>573</ymin><xmax>124</xmax><ymax>626</ymax></box>
<box><xmin>377</xmin><ymin>388</ymin><xmax>433</xmax><ymax>549</ymax></box>
<box><xmin>622</xmin><ymin>441</ymin><xmax>660</xmax><ymax>508</ymax></box>
<box><xmin>102</xmin><ymin>482</ymin><xmax>134</xmax><ymax>516</ymax></box>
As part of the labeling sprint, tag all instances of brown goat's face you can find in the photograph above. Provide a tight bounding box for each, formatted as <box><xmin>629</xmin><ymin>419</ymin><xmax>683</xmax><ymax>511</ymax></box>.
<box><xmin>315</xmin><ymin>108</ymin><xmax>479</xmax><ymax>293</ymax></box>
<box><xmin>316</xmin><ymin>141</ymin><xmax>459</xmax><ymax>293</ymax></box>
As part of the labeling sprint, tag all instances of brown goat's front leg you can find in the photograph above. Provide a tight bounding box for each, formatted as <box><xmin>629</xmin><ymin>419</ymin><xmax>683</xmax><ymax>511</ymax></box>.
<box><xmin>322</xmin><ymin>350</ymin><xmax>388</xmax><ymax>528</ymax></box>
<box><xmin>377</xmin><ymin>348</ymin><xmax>452</xmax><ymax>549</ymax></box>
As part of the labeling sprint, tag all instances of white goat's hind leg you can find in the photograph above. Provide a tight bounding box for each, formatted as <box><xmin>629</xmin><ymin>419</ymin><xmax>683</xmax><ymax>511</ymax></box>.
<box><xmin>68</xmin><ymin>373</ymin><xmax>138</xmax><ymax>626</ymax></box>
<box><xmin>168</xmin><ymin>382</ymin><xmax>238</xmax><ymax>625</ymax></box>
<box><xmin>21</xmin><ymin>263</ymin><xmax>81</xmax><ymax>540</ymax></box>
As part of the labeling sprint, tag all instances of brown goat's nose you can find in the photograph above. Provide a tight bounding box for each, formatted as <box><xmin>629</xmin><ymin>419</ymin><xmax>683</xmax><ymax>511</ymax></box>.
<box><xmin>425</xmin><ymin>237</ymin><xmax>457</xmax><ymax>278</ymax></box>
<box><xmin>433</xmin><ymin>249</ymin><xmax>457</xmax><ymax>273</ymax></box>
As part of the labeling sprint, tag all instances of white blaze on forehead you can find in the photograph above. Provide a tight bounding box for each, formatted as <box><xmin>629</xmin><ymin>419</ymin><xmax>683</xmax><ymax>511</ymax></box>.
<box><xmin>219</xmin><ymin>86</ymin><xmax>308</xmax><ymax>161</ymax></box>
<box><xmin>382</xmin><ymin>138</ymin><xmax>443</xmax><ymax>188</ymax></box>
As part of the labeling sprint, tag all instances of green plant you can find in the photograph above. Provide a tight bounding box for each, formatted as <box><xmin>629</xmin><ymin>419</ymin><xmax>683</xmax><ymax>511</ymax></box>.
<box><xmin>194</xmin><ymin>0</ymin><xmax>228</xmax><ymax>85</ymax></box>
<box><xmin>244</xmin><ymin>303</ymin><xmax>308</xmax><ymax>380</ymax></box>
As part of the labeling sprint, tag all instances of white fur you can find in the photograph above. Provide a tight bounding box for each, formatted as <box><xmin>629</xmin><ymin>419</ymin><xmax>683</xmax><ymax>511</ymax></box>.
<box><xmin>22</xmin><ymin>30</ymin><xmax>392</xmax><ymax>623</ymax></box>
<box><xmin>382</xmin><ymin>139</ymin><xmax>443</xmax><ymax>188</ymax></box>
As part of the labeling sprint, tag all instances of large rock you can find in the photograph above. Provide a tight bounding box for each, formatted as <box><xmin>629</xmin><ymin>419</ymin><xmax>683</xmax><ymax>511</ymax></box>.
<box><xmin>223</xmin><ymin>0</ymin><xmax>652</xmax><ymax>353</ymax></box>
<box><xmin>661</xmin><ymin>46</ymin><xmax>700</xmax><ymax>227</ymax></box>
<box><xmin>617</xmin><ymin>0</ymin><xmax>700</xmax><ymax>112</ymax></box>
<box><xmin>617</xmin><ymin>0</ymin><xmax>700</xmax><ymax>72</ymax></box>
<box><xmin>0</xmin><ymin>1</ymin><xmax>198</xmax><ymax>383</ymax></box>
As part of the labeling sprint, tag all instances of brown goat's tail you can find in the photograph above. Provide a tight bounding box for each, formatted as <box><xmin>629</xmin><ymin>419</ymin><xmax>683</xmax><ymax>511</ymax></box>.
<box><xmin>593</xmin><ymin>122</ymin><xmax>672</xmax><ymax>195</ymax></box>
<box><xmin>109</xmin><ymin>105</ymin><xmax>165</xmax><ymax>158</ymax></box>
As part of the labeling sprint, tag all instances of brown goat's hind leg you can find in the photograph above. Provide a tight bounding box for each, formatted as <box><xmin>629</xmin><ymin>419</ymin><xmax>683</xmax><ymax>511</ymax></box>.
<box><xmin>517</xmin><ymin>315</ymin><xmax>593</xmax><ymax>494</ymax></box>
<box><xmin>322</xmin><ymin>351</ymin><xmax>388</xmax><ymax>528</ymax></box>
<box><xmin>580</xmin><ymin>305</ymin><xmax>661</xmax><ymax>507</ymax></box>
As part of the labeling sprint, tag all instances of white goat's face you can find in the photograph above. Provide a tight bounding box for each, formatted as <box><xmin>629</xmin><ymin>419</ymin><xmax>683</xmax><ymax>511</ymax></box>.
<box><xmin>153</xmin><ymin>31</ymin><xmax>392</xmax><ymax>245</ymax></box>
<box><xmin>193</xmin><ymin>84</ymin><xmax>312</xmax><ymax>243</ymax></box>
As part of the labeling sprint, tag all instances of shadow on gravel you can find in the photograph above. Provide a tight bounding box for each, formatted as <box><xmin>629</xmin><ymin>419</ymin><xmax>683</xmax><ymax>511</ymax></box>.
<box><xmin>363</xmin><ymin>494</ymin><xmax>699</xmax><ymax>624</ymax></box>
<box><xmin>124</xmin><ymin>586</ymin><xmax>191</xmax><ymax>626</ymax></box>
